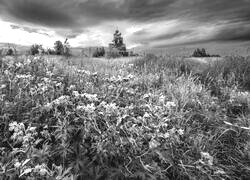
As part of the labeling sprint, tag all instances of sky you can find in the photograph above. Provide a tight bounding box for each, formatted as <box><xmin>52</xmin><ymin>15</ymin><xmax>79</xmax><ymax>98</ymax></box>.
<box><xmin>0</xmin><ymin>0</ymin><xmax>250</xmax><ymax>49</ymax></box>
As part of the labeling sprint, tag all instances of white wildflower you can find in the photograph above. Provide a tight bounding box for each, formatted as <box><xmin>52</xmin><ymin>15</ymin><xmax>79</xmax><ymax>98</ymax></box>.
<box><xmin>14</xmin><ymin>162</ymin><xmax>21</xmax><ymax>168</ymax></box>
<box><xmin>200</xmin><ymin>152</ymin><xmax>213</xmax><ymax>166</ymax></box>
<box><xmin>83</xmin><ymin>93</ymin><xmax>98</xmax><ymax>102</ymax></box>
<box><xmin>159</xmin><ymin>95</ymin><xmax>165</xmax><ymax>104</ymax></box>
<box><xmin>177</xmin><ymin>129</ymin><xmax>184</xmax><ymax>136</ymax></box>
<box><xmin>165</xmin><ymin>101</ymin><xmax>176</xmax><ymax>109</ymax></box>
<box><xmin>16</xmin><ymin>62</ymin><xmax>23</xmax><ymax>68</ymax></box>
<box><xmin>53</xmin><ymin>96</ymin><xmax>70</xmax><ymax>105</ymax></box>
<box><xmin>149</xmin><ymin>139</ymin><xmax>160</xmax><ymax>149</ymax></box>
<box><xmin>56</xmin><ymin>82</ymin><xmax>62</xmax><ymax>87</ymax></box>
<box><xmin>72</xmin><ymin>91</ymin><xmax>80</xmax><ymax>97</ymax></box>
<box><xmin>16</xmin><ymin>74</ymin><xmax>32</xmax><ymax>79</ymax></box>
<box><xmin>68</xmin><ymin>85</ymin><xmax>76</xmax><ymax>91</ymax></box>
<box><xmin>105</xmin><ymin>103</ymin><xmax>118</xmax><ymax>114</ymax></box>
<box><xmin>34</xmin><ymin>164</ymin><xmax>48</xmax><ymax>176</ymax></box>
<box><xmin>77</xmin><ymin>103</ymin><xmax>96</xmax><ymax>114</ymax></box>
<box><xmin>0</xmin><ymin>84</ymin><xmax>6</xmax><ymax>90</ymax></box>
<box><xmin>143</xmin><ymin>112</ymin><xmax>151</xmax><ymax>118</ymax></box>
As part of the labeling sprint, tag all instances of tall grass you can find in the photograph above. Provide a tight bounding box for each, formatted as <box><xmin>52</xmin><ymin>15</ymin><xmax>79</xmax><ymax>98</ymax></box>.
<box><xmin>0</xmin><ymin>54</ymin><xmax>249</xmax><ymax>180</ymax></box>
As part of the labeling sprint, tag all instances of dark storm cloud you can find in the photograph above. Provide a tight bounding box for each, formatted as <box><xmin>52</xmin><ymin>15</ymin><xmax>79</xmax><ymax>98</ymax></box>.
<box><xmin>0</xmin><ymin>0</ymin><xmax>250</xmax><ymax>44</ymax></box>
<box><xmin>0</xmin><ymin>0</ymin><xmax>77</xmax><ymax>27</ymax></box>
<box><xmin>213</xmin><ymin>25</ymin><xmax>250</xmax><ymax>41</ymax></box>
<box><xmin>150</xmin><ymin>30</ymin><xmax>194</xmax><ymax>41</ymax></box>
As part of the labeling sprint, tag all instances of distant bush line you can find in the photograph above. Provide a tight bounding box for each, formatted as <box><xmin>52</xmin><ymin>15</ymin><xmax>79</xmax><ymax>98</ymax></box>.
<box><xmin>192</xmin><ymin>48</ymin><xmax>221</xmax><ymax>57</ymax></box>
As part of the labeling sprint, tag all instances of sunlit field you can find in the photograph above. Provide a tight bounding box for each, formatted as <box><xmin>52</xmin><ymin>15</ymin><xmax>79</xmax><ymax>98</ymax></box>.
<box><xmin>0</xmin><ymin>54</ymin><xmax>250</xmax><ymax>180</ymax></box>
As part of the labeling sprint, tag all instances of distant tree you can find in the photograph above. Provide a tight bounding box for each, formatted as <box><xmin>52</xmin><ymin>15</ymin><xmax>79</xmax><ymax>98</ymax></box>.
<box><xmin>47</xmin><ymin>48</ymin><xmax>55</xmax><ymax>55</ymax></box>
<box><xmin>192</xmin><ymin>48</ymin><xmax>210</xmax><ymax>57</ymax></box>
<box><xmin>192</xmin><ymin>48</ymin><xmax>221</xmax><ymax>57</ymax></box>
<box><xmin>6</xmin><ymin>48</ymin><xmax>14</xmax><ymax>56</ymax></box>
<box><xmin>99</xmin><ymin>47</ymin><xmax>105</xmax><ymax>56</ymax></box>
<box><xmin>93</xmin><ymin>47</ymin><xmax>105</xmax><ymax>57</ymax></box>
<box><xmin>54</xmin><ymin>40</ymin><xmax>64</xmax><ymax>55</ymax></box>
<box><xmin>30</xmin><ymin>44</ymin><xmax>41</xmax><ymax>55</ymax></box>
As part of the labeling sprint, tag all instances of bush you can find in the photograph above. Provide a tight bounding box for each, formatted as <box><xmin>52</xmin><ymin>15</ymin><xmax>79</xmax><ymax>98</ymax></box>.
<box><xmin>30</xmin><ymin>44</ymin><xmax>42</xmax><ymax>55</ymax></box>
<box><xmin>192</xmin><ymin>48</ymin><xmax>210</xmax><ymax>57</ymax></box>
<box><xmin>106</xmin><ymin>50</ymin><xmax>121</xmax><ymax>58</ymax></box>
<box><xmin>93</xmin><ymin>47</ymin><xmax>105</xmax><ymax>57</ymax></box>
<box><xmin>192</xmin><ymin>48</ymin><xmax>221</xmax><ymax>58</ymax></box>
<box><xmin>6</xmin><ymin>48</ymin><xmax>14</xmax><ymax>56</ymax></box>
<box><xmin>54</xmin><ymin>41</ymin><xmax>64</xmax><ymax>55</ymax></box>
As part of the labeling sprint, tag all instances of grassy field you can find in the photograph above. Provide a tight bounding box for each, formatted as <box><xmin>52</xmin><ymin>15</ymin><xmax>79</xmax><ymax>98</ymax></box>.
<box><xmin>0</xmin><ymin>54</ymin><xmax>250</xmax><ymax>180</ymax></box>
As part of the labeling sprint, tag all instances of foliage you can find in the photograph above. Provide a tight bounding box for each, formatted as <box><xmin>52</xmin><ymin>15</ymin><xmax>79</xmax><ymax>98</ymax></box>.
<box><xmin>0</xmin><ymin>54</ymin><xmax>249</xmax><ymax>180</ymax></box>
<box><xmin>53</xmin><ymin>39</ymin><xmax>71</xmax><ymax>57</ymax></box>
<box><xmin>6</xmin><ymin>48</ymin><xmax>14</xmax><ymax>56</ymax></box>
<box><xmin>93</xmin><ymin>47</ymin><xmax>105</xmax><ymax>57</ymax></box>
<box><xmin>47</xmin><ymin>48</ymin><xmax>56</xmax><ymax>55</ymax></box>
<box><xmin>54</xmin><ymin>41</ymin><xmax>64</xmax><ymax>55</ymax></box>
<box><xmin>30</xmin><ymin>44</ymin><xmax>43</xmax><ymax>55</ymax></box>
<box><xmin>192</xmin><ymin>48</ymin><xmax>220</xmax><ymax>57</ymax></box>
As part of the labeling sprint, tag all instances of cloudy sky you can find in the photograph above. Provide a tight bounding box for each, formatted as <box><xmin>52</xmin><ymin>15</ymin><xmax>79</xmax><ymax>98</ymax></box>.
<box><xmin>0</xmin><ymin>0</ymin><xmax>250</xmax><ymax>49</ymax></box>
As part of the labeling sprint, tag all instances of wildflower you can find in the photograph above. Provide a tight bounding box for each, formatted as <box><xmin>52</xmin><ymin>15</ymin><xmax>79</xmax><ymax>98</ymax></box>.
<box><xmin>34</xmin><ymin>164</ymin><xmax>48</xmax><ymax>176</ymax></box>
<box><xmin>42</xmin><ymin>77</ymin><xmax>50</xmax><ymax>83</ymax></box>
<box><xmin>0</xmin><ymin>84</ymin><xmax>6</xmax><ymax>90</ymax></box>
<box><xmin>46</xmin><ymin>71</ymin><xmax>53</xmax><ymax>77</ymax></box>
<box><xmin>56</xmin><ymin>82</ymin><xmax>62</xmax><ymax>87</ymax></box>
<box><xmin>159</xmin><ymin>95</ymin><xmax>165</xmax><ymax>104</ymax></box>
<box><xmin>165</xmin><ymin>101</ymin><xmax>176</xmax><ymax>109</ymax></box>
<box><xmin>53</xmin><ymin>96</ymin><xmax>70</xmax><ymax>106</ymax></box>
<box><xmin>24</xmin><ymin>58</ymin><xmax>31</xmax><ymax>65</ymax></box>
<box><xmin>163</xmin><ymin>133</ymin><xmax>170</xmax><ymax>138</ymax></box>
<box><xmin>177</xmin><ymin>129</ymin><xmax>184</xmax><ymax>136</ymax></box>
<box><xmin>83</xmin><ymin>93</ymin><xmax>98</xmax><ymax>102</ymax></box>
<box><xmin>143</xmin><ymin>112</ymin><xmax>151</xmax><ymax>118</ymax></box>
<box><xmin>104</xmin><ymin>103</ymin><xmax>118</xmax><ymax>114</ymax></box>
<box><xmin>77</xmin><ymin>69</ymin><xmax>91</xmax><ymax>75</ymax></box>
<box><xmin>77</xmin><ymin>103</ymin><xmax>96</xmax><ymax>114</ymax></box>
<box><xmin>149</xmin><ymin>139</ymin><xmax>160</xmax><ymax>149</ymax></box>
<box><xmin>127</xmin><ymin>74</ymin><xmax>134</xmax><ymax>79</ymax></box>
<box><xmin>20</xmin><ymin>168</ymin><xmax>33</xmax><ymax>177</ymax></box>
<box><xmin>169</xmin><ymin>127</ymin><xmax>176</xmax><ymax>135</ymax></box>
<box><xmin>16</xmin><ymin>62</ymin><xmax>23</xmax><ymax>68</ymax></box>
<box><xmin>9</xmin><ymin>122</ymin><xmax>25</xmax><ymax>142</ymax></box>
<box><xmin>68</xmin><ymin>85</ymin><xmax>76</xmax><ymax>91</ymax></box>
<box><xmin>14</xmin><ymin>162</ymin><xmax>21</xmax><ymax>168</ymax></box>
<box><xmin>4</xmin><ymin>70</ymin><xmax>9</xmax><ymax>76</ymax></box>
<box><xmin>128</xmin><ymin>63</ymin><xmax>134</xmax><ymax>68</ymax></box>
<box><xmin>41</xmin><ymin>129</ymin><xmax>50</xmax><ymax>139</ymax></box>
<box><xmin>44</xmin><ymin>102</ymin><xmax>53</xmax><ymax>110</ymax></box>
<box><xmin>16</xmin><ymin>74</ymin><xmax>32</xmax><ymax>79</ymax></box>
<box><xmin>200</xmin><ymin>152</ymin><xmax>213</xmax><ymax>166</ymax></box>
<box><xmin>72</xmin><ymin>91</ymin><xmax>80</xmax><ymax>97</ymax></box>
<box><xmin>143</xmin><ymin>93</ymin><xmax>152</xmax><ymax>99</ymax></box>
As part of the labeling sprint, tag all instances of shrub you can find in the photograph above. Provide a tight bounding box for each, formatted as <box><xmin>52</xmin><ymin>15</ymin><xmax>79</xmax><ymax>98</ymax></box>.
<box><xmin>93</xmin><ymin>47</ymin><xmax>105</xmax><ymax>57</ymax></box>
<box><xmin>54</xmin><ymin>40</ymin><xmax>64</xmax><ymax>55</ymax></box>
<box><xmin>192</xmin><ymin>48</ymin><xmax>221</xmax><ymax>57</ymax></box>
<box><xmin>106</xmin><ymin>50</ymin><xmax>121</xmax><ymax>58</ymax></box>
<box><xmin>6</xmin><ymin>48</ymin><xmax>14</xmax><ymax>56</ymax></box>
<box><xmin>30</xmin><ymin>44</ymin><xmax>42</xmax><ymax>55</ymax></box>
<box><xmin>47</xmin><ymin>48</ymin><xmax>56</xmax><ymax>55</ymax></box>
<box><xmin>192</xmin><ymin>48</ymin><xmax>210</xmax><ymax>57</ymax></box>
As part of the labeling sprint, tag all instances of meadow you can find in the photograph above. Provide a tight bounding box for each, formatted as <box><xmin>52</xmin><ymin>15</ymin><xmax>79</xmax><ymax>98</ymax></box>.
<box><xmin>0</xmin><ymin>53</ymin><xmax>250</xmax><ymax>180</ymax></box>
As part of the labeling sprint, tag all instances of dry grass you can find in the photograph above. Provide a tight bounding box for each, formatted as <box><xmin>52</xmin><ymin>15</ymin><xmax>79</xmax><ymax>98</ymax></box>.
<box><xmin>0</xmin><ymin>54</ymin><xmax>250</xmax><ymax>180</ymax></box>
